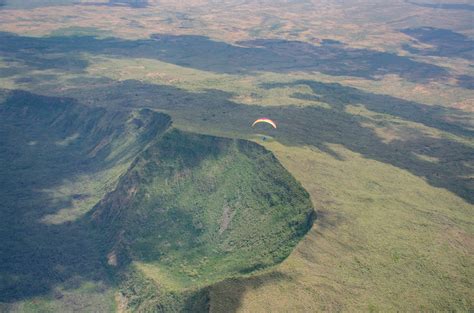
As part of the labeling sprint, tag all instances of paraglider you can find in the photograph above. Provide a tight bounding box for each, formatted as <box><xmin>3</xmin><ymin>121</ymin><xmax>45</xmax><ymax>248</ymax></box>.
<box><xmin>252</xmin><ymin>118</ymin><xmax>277</xmax><ymax>129</ymax></box>
<box><xmin>252</xmin><ymin>118</ymin><xmax>276</xmax><ymax>142</ymax></box>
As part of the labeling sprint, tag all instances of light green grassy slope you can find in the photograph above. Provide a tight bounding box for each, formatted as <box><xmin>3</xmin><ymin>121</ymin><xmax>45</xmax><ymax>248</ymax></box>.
<box><xmin>210</xmin><ymin>142</ymin><xmax>473</xmax><ymax>312</ymax></box>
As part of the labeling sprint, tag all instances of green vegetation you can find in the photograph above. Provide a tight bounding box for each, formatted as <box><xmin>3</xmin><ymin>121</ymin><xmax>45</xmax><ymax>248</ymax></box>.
<box><xmin>93</xmin><ymin>129</ymin><xmax>313</xmax><ymax>310</ymax></box>
<box><xmin>0</xmin><ymin>90</ymin><xmax>170</xmax><ymax>311</ymax></box>
<box><xmin>210</xmin><ymin>141</ymin><xmax>473</xmax><ymax>312</ymax></box>
<box><xmin>0</xmin><ymin>0</ymin><xmax>473</xmax><ymax>311</ymax></box>
<box><xmin>0</xmin><ymin>89</ymin><xmax>314</xmax><ymax>311</ymax></box>
<box><xmin>118</xmin><ymin>265</ymin><xmax>210</xmax><ymax>312</ymax></box>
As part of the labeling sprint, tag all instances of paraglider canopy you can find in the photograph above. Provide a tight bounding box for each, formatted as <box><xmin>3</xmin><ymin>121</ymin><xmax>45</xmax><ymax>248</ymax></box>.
<box><xmin>252</xmin><ymin>118</ymin><xmax>277</xmax><ymax>129</ymax></box>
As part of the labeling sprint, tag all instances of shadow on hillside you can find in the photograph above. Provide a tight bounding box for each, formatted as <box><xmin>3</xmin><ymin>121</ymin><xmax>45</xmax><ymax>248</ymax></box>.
<box><xmin>210</xmin><ymin>271</ymin><xmax>291</xmax><ymax>312</ymax></box>
<box><xmin>401</xmin><ymin>27</ymin><xmax>474</xmax><ymax>61</ymax></box>
<box><xmin>0</xmin><ymin>0</ymin><xmax>145</xmax><ymax>10</ymax></box>
<box><xmin>262</xmin><ymin>80</ymin><xmax>474</xmax><ymax>138</ymax></box>
<box><xmin>0</xmin><ymin>31</ymin><xmax>463</xmax><ymax>85</ymax></box>
<box><xmin>61</xmin><ymin>78</ymin><xmax>472</xmax><ymax>204</ymax></box>
<box><xmin>0</xmin><ymin>90</ymin><xmax>167</xmax><ymax>304</ymax></box>
<box><xmin>0</xmin><ymin>100</ymin><xmax>106</xmax><ymax>303</ymax></box>
<box><xmin>0</xmin><ymin>0</ymin><xmax>81</xmax><ymax>9</ymax></box>
<box><xmin>81</xmin><ymin>0</ymin><xmax>148</xmax><ymax>8</ymax></box>
<box><xmin>0</xmin><ymin>76</ymin><xmax>473</xmax><ymax>306</ymax></box>
<box><xmin>406</xmin><ymin>0</ymin><xmax>474</xmax><ymax>12</ymax></box>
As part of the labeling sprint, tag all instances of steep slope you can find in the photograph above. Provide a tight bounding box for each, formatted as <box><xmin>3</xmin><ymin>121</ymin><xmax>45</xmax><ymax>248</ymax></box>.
<box><xmin>92</xmin><ymin>129</ymin><xmax>314</xmax><ymax>311</ymax></box>
<box><xmin>0</xmin><ymin>89</ymin><xmax>314</xmax><ymax>312</ymax></box>
<box><xmin>0</xmin><ymin>89</ymin><xmax>170</xmax><ymax>311</ymax></box>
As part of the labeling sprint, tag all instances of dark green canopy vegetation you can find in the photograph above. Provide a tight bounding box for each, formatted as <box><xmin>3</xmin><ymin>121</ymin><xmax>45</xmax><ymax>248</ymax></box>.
<box><xmin>92</xmin><ymin>129</ymin><xmax>314</xmax><ymax>311</ymax></box>
<box><xmin>0</xmin><ymin>89</ymin><xmax>313</xmax><ymax>311</ymax></box>
<box><xmin>93</xmin><ymin>128</ymin><xmax>314</xmax><ymax>273</ymax></box>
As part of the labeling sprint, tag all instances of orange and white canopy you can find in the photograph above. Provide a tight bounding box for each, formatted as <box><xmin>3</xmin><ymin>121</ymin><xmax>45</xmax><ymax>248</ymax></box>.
<box><xmin>252</xmin><ymin>118</ymin><xmax>277</xmax><ymax>129</ymax></box>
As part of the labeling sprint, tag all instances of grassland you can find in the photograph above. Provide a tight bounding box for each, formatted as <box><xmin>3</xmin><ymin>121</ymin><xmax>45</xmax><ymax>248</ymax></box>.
<box><xmin>210</xmin><ymin>141</ymin><xmax>473</xmax><ymax>311</ymax></box>
<box><xmin>0</xmin><ymin>0</ymin><xmax>473</xmax><ymax>312</ymax></box>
